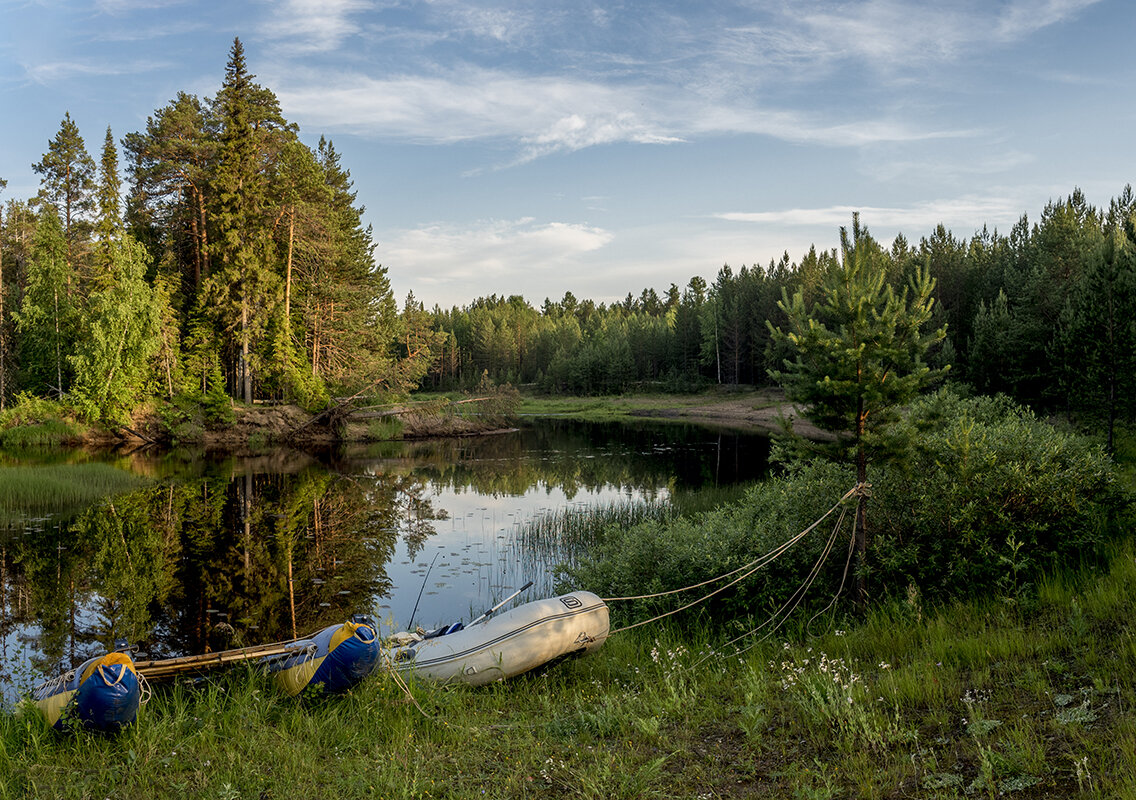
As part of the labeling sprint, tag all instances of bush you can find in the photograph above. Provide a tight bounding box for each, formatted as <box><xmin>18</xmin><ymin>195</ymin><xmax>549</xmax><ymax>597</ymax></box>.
<box><xmin>0</xmin><ymin>394</ymin><xmax>85</xmax><ymax>448</ymax></box>
<box><xmin>869</xmin><ymin>390</ymin><xmax>1127</xmax><ymax>603</ymax></box>
<box><xmin>565</xmin><ymin>389</ymin><xmax>1128</xmax><ymax>620</ymax></box>
<box><xmin>561</xmin><ymin>460</ymin><xmax>855</xmax><ymax>621</ymax></box>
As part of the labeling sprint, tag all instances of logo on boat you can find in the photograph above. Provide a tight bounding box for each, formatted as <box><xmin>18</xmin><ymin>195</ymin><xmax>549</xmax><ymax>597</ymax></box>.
<box><xmin>560</xmin><ymin>596</ymin><xmax>582</xmax><ymax>609</ymax></box>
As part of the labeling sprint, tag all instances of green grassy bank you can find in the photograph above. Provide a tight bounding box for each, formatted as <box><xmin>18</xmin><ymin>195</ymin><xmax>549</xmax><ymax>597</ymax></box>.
<box><xmin>4</xmin><ymin>539</ymin><xmax>1135</xmax><ymax>799</ymax></box>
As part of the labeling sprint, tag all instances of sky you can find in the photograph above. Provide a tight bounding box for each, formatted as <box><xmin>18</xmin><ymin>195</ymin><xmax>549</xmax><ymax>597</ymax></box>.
<box><xmin>1</xmin><ymin>0</ymin><xmax>1133</xmax><ymax>309</ymax></box>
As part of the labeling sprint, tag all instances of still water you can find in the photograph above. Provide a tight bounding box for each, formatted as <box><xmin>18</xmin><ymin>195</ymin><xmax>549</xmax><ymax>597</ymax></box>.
<box><xmin>0</xmin><ymin>418</ymin><xmax>769</xmax><ymax>702</ymax></box>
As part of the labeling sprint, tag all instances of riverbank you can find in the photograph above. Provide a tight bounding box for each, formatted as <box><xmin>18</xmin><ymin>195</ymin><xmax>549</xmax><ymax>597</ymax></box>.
<box><xmin>0</xmin><ymin>388</ymin><xmax>824</xmax><ymax>451</ymax></box>
<box><xmin>5</xmin><ymin>542</ymin><xmax>1134</xmax><ymax>798</ymax></box>
<box><xmin>517</xmin><ymin>387</ymin><xmax>831</xmax><ymax>439</ymax></box>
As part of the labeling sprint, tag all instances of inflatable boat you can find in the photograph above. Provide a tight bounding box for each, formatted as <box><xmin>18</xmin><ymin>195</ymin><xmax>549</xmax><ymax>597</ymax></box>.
<box><xmin>382</xmin><ymin>590</ymin><xmax>609</xmax><ymax>685</ymax></box>
<box><xmin>33</xmin><ymin>651</ymin><xmax>141</xmax><ymax>732</ymax></box>
<box><xmin>265</xmin><ymin>618</ymin><xmax>380</xmax><ymax>697</ymax></box>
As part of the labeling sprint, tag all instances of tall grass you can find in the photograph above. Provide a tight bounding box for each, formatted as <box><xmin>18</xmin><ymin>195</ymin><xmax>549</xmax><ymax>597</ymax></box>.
<box><xmin>518</xmin><ymin>483</ymin><xmax>754</xmax><ymax>567</ymax></box>
<box><xmin>0</xmin><ymin>464</ymin><xmax>148</xmax><ymax>522</ymax></box>
<box><xmin>5</xmin><ymin>540</ymin><xmax>1136</xmax><ymax>798</ymax></box>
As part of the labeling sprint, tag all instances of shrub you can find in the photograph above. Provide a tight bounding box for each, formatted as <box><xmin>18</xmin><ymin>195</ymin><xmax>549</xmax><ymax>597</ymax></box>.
<box><xmin>565</xmin><ymin>389</ymin><xmax>1128</xmax><ymax>620</ymax></box>
<box><xmin>561</xmin><ymin>460</ymin><xmax>855</xmax><ymax>621</ymax></box>
<box><xmin>0</xmin><ymin>393</ymin><xmax>85</xmax><ymax>448</ymax></box>
<box><xmin>869</xmin><ymin>390</ymin><xmax>1127</xmax><ymax>603</ymax></box>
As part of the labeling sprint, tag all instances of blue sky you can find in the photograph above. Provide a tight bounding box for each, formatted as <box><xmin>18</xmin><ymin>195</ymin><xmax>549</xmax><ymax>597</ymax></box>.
<box><xmin>1</xmin><ymin>0</ymin><xmax>1132</xmax><ymax>308</ymax></box>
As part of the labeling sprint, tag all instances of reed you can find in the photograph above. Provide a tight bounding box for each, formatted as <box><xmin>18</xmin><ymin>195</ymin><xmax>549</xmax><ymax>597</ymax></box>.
<box><xmin>0</xmin><ymin>463</ymin><xmax>147</xmax><ymax>521</ymax></box>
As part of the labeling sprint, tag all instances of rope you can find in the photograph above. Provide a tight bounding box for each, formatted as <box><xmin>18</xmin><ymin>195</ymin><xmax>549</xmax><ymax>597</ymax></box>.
<box><xmin>696</xmin><ymin>504</ymin><xmax>854</xmax><ymax>667</ymax></box>
<box><xmin>138</xmin><ymin>669</ymin><xmax>153</xmax><ymax>705</ymax></box>
<box><xmin>601</xmin><ymin>482</ymin><xmax>866</xmax><ymax>603</ymax></box>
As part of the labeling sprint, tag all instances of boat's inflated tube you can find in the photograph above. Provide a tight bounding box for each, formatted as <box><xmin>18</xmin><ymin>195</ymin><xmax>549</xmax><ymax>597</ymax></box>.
<box><xmin>268</xmin><ymin>620</ymin><xmax>380</xmax><ymax>697</ymax></box>
<box><xmin>33</xmin><ymin>651</ymin><xmax>141</xmax><ymax>732</ymax></box>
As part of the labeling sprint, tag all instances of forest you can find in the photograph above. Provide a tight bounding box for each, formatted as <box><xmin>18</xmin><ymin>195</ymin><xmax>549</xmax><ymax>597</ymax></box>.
<box><xmin>0</xmin><ymin>39</ymin><xmax>439</xmax><ymax>426</ymax></box>
<box><xmin>426</xmin><ymin>190</ymin><xmax>1136</xmax><ymax>448</ymax></box>
<box><xmin>1</xmin><ymin>37</ymin><xmax>1134</xmax><ymax>446</ymax></box>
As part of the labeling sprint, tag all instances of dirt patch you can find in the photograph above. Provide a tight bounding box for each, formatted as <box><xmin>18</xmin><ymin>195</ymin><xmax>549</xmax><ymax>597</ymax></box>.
<box><xmin>632</xmin><ymin>389</ymin><xmax>833</xmax><ymax>441</ymax></box>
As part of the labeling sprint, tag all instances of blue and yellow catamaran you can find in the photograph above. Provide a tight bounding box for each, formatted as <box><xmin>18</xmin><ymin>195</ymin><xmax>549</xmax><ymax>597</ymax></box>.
<box><xmin>33</xmin><ymin>650</ymin><xmax>142</xmax><ymax>733</ymax></box>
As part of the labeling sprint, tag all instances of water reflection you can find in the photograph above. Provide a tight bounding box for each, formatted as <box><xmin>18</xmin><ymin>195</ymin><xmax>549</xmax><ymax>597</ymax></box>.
<box><xmin>0</xmin><ymin>419</ymin><xmax>768</xmax><ymax>702</ymax></box>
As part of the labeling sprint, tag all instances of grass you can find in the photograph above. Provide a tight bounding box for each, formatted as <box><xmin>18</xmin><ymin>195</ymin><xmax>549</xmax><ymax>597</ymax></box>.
<box><xmin>0</xmin><ymin>463</ymin><xmax>149</xmax><ymax>522</ymax></box>
<box><xmin>5</xmin><ymin>539</ymin><xmax>1136</xmax><ymax>799</ymax></box>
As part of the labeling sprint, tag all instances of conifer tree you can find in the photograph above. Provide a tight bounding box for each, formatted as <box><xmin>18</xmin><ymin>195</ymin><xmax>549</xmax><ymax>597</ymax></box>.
<box><xmin>94</xmin><ymin>126</ymin><xmax>123</xmax><ymax>285</ymax></box>
<box><xmin>206</xmin><ymin>37</ymin><xmax>281</xmax><ymax>402</ymax></box>
<box><xmin>33</xmin><ymin>112</ymin><xmax>96</xmax><ymax>276</ymax></box>
<box><xmin>0</xmin><ymin>177</ymin><xmax>7</xmax><ymax>409</ymax></box>
<box><xmin>769</xmin><ymin>215</ymin><xmax>947</xmax><ymax>605</ymax></box>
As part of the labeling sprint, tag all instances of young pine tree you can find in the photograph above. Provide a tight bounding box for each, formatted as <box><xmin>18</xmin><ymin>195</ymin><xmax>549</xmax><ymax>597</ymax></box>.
<box><xmin>768</xmin><ymin>214</ymin><xmax>947</xmax><ymax>605</ymax></box>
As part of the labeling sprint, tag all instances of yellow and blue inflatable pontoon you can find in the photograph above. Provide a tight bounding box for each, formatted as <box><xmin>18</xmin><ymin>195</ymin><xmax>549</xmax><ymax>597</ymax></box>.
<box><xmin>33</xmin><ymin>651</ymin><xmax>141</xmax><ymax>733</ymax></box>
<box><xmin>266</xmin><ymin>620</ymin><xmax>380</xmax><ymax>697</ymax></box>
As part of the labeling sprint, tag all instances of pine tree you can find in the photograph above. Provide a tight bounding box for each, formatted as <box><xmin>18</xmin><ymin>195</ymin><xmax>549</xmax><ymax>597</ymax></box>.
<box><xmin>32</xmin><ymin>112</ymin><xmax>96</xmax><ymax>278</ymax></box>
<box><xmin>123</xmin><ymin>92</ymin><xmax>217</xmax><ymax>293</ymax></box>
<box><xmin>769</xmin><ymin>215</ymin><xmax>947</xmax><ymax>605</ymax></box>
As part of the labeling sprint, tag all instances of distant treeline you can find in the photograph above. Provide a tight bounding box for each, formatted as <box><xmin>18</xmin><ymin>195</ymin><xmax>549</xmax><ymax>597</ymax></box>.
<box><xmin>0</xmin><ymin>38</ymin><xmax>436</xmax><ymax>423</ymax></box>
<box><xmin>425</xmin><ymin>187</ymin><xmax>1136</xmax><ymax>444</ymax></box>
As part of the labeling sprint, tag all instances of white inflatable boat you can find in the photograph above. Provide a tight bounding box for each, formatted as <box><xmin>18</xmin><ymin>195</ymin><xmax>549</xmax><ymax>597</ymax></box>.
<box><xmin>382</xmin><ymin>590</ymin><xmax>609</xmax><ymax>685</ymax></box>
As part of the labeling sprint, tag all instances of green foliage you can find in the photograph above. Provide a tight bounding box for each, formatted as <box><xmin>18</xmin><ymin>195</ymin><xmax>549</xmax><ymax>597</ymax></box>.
<box><xmin>14</xmin><ymin>208</ymin><xmax>77</xmax><ymax>398</ymax></box>
<box><xmin>568</xmin><ymin>390</ymin><xmax>1126</xmax><ymax>616</ymax></box>
<box><xmin>0</xmin><ymin>393</ymin><xmax>84</xmax><ymax>448</ymax></box>
<box><xmin>69</xmin><ymin>236</ymin><xmax>161</xmax><ymax>423</ymax></box>
<box><xmin>562</xmin><ymin>459</ymin><xmax>854</xmax><ymax>621</ymax></box>
<box><xmin>870</xmin><ymin>390</ymin><xmax>1126</xmax><ymax>602</ymax></box>
<box><xmin>364</xmin><ymin>417</ymin><xmax>403</xmax><ymax>441</ymax></box>
<box><xmin>32</xmin><ymin>111</ymin><xmax>96</xmax><ymax>263</ymax></box>
<box><xmin>769</xmin><ymin>214</ymin><xmax>947</xmax><ymax>476</ymax></box>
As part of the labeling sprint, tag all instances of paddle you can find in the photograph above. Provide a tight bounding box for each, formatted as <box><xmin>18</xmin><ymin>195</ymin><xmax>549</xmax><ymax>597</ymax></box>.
<box><xmin>469</xmin><ymin>581</ymin><xmax>534</xmax><ymax>626</ymax></box>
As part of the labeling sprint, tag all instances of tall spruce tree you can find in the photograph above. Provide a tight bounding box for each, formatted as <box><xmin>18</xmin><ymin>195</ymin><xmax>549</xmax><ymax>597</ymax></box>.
<box><xmin>94</xmin><ymin>127</ymin><xmax>123</xmax><ymax>285</ymax></box>
<box><xmin>206</xmin><ymin>38</ymin><xmax>281</xmax><ymax>402</ymax></box>
<box><xmin>769</xmin><ymin>215</ymin><xmax>946</xmax><ymax>605</ymax></box>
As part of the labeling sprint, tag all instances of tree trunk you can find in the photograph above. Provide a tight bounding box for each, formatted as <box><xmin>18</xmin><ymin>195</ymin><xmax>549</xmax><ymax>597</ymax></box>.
<box><xmin>241</xmin><ymin>286</ymin><xmax>251</xmax><ymax>403</ymax></box>
<box><xmin>0</xmin><ymin>212</ymin><xmax>5</xmax><ymax>411</ymax></box>
<box><xmin>285</xmin><ymin>209</ymin><xmax>294</xmax><ymax>328</ymax></box>
<box><xmin>855</xmin><ymin>397</ymin><xmax>868</xmax><ymax>608</ymax></box>
<box><xmin>53</xmin><ymin>286</ymin><xmax>62</xmax><ymax>398</ymax></box>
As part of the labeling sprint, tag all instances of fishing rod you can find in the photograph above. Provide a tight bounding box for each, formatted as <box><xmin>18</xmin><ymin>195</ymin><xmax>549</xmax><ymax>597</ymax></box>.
<box><xmin>469</xmin><ymin>580</ymin><xmax>534</xmax><ymax>626</ymax></box>
<box><xmin>406</xmin><ymin>551</ymin><xmax>441</xmax><ymax>630</ymax></box>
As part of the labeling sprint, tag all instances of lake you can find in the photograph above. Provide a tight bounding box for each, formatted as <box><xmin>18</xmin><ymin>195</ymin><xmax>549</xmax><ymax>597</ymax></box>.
<box><xmin>0</xmin><ymin>418</ymin><xmax>770</xmax><ymax>702</ymax></box>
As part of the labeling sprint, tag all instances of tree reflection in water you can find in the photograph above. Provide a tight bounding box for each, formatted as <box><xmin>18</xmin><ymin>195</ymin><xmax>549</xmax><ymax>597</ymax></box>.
<box><xmin>0</xmin><ymin>418</ymin><xmax>769</xmax><ymax>701</ymax></box>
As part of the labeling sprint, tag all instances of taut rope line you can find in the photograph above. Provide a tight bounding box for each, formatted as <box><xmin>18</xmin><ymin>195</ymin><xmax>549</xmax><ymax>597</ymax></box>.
<box><xmin>604</xmin><ymin>482</ymin><xmax>868</xmax><ymax>636</ymax></box>
<box><xmin>600</xmin><ymin>482</ymin><xmax>866</xmax><ymax>604</ymax></box>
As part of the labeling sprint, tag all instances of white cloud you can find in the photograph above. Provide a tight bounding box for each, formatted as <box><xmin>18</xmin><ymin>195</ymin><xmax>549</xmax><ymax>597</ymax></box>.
<box><xmin>24</xmin><ymin>59</ymin><xmax>169</xmax><ymax>84</ymax></box>
<box><xmin>718</xmin><ymin>0</ymin><xmax>1104</xmax><ymax>78</ymax></box>
<box><xmin>383</xmin><ymin>218</ymin><xmax>614</xmax><ymax>301</ymax></box>
<box><xmin>275</xmin><ymin>68</ymin><xmax>685</xmax><ymax>152</ymax></box>
<box><xmin>715</xmin><ymin>196</ymin><xmax>1025</xmax><ymax>233</ymax></box>
<box><xmin>275</xmin><ymin>66</ymin><xmax>967</xmax><ymax>161</ymax></box>
<box><xmin>996</xmin><ymin>0</ymin><xmax>1103</xmax><ymax>39</ymax></box>
<box><xmin>259</xmin><ymin>0</ymin><xmax>373</xmax><ymax>53</ymax></box>
<box><xmin>95</xmin><ymin>0</ymin><xmax>187</xmax><ymax>13</ymax></box>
